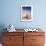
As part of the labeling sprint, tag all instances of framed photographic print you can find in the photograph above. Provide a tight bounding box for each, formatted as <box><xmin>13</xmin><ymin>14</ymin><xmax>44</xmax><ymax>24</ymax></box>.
<box><xmin>21</xmin><ymin>5</ymin><xmax>33</xmax><ymax>21</ymax></box>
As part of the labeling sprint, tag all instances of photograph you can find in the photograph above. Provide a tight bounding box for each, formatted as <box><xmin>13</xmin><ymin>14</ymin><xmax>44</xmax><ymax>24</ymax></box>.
<box><xmin>21</xmin><ymin>5</ymin><xmax>33</xmax><ymax>21</ymax></box>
